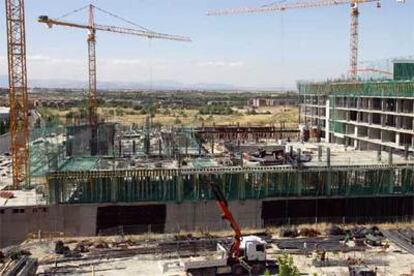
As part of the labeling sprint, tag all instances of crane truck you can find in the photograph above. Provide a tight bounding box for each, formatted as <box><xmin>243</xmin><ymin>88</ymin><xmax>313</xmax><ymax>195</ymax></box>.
<box><xmin>183</xmin><ymin>182</ymin><xmax>277</xmax><ymax>276</ymax></box>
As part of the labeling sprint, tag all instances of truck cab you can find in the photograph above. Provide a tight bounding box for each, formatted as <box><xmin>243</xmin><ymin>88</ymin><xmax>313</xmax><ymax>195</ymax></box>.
<box><xmin>239</xmin><ymin>236</ymin><xmax>267</xmax><ymax>262</ymax></box>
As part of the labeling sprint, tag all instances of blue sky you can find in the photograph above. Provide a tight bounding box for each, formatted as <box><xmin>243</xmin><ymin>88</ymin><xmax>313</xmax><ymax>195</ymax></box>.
<box><xmin>0</xmin><ymin>0</ymin><xmax>412</xmax><ymax>89</ymax></box>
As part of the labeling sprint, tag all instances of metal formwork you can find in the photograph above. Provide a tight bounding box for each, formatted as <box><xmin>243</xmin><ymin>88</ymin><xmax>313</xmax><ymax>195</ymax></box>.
<box><xmin>47</xmin><ymin>164</ymin><xmax>414</xmax><ymax>204</ymax></box>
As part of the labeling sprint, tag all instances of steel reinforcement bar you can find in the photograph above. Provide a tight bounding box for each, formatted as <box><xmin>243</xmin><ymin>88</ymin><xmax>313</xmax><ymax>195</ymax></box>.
<box><xmin>47</xmin><ymin>163</ymin><xmax>412</xmax><ymax>180</ymax></box>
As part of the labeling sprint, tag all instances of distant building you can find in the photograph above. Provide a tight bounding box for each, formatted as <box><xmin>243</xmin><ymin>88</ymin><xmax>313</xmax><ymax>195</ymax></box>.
<box><xmin>248</xmin><ymin>97</ymin><xmax>297</xmax><ymax>108</ymax></box>
<box><xmin>0</xmin><ymin>107</ymin><xmax>10</xmax><ymax>121</ymax></box>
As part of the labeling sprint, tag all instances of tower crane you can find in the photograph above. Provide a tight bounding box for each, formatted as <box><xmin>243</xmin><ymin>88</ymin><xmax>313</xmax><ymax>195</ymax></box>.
<box><xmin>6</xmin><ymin>0</ymin><xmax>29</xmax><ymax>187</ymax></box>
<box><xmin>39</xmin><ymin>4</ymin><xmax>191</xmax><ymax>154</ymax></box>
<box><xmin>208</xmin><ymin>0</ymin><xmax>384</xmax><ymax>80</ymax></box>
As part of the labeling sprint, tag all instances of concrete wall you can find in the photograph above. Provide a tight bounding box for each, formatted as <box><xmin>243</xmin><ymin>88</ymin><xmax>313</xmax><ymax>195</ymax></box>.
<box><xmin>0</xmin><ymin>201</ymin><xmax>262</xmax><ymax>248</ymax></box>
<box><xmin>0</xmin><ymin>205</ymin><xmax>97</xmax><ymax>248</ymax></box>
<box><xmin>165</xmin><ymin>200</ymin><xmax>262</xmax><ymax>233</ymax></box>
<box><xmin>1</xmin><ymin>196</ymin><xmax>412</xmax><ymax>248</ymax></box>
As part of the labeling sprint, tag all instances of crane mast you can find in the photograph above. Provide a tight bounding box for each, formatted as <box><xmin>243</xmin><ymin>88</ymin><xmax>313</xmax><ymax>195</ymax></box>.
<box><xmin>87</xmin><ymin>5</ymin><xmax>98</xmax><ymax>155</ymax></box>
<box><xmin>350</xmin><ymin>3</ymin><xmax>359</xmax><ymax>79</ymax></box>
<box><xmin>5</xmin><ymin>0</ymin><xmax>29</xmax><ymax>187</ymax></box>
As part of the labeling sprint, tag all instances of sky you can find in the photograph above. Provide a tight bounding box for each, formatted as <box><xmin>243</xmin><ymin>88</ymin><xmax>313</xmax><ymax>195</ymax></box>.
<box><xmin>0</xmin><ymin>0</ymin><xmax>412</xmax><ymax>89</ymax></box>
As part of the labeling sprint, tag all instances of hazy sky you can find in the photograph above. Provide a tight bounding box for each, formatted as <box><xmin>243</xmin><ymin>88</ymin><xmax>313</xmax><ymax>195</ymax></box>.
<box><xmin>0</xmin><ymin>0</ymin><xmax>412</xmax><ymax>89</ymax></box>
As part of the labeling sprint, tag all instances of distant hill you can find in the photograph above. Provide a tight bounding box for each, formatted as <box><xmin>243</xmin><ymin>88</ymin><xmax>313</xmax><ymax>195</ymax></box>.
<box><xmin>0</xmin><ymin>75</ymin><xmax>293</xmax><ymax>91</ymax></box>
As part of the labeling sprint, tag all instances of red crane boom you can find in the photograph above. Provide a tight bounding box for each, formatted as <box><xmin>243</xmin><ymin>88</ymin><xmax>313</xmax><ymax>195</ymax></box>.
<box><xmin>210</xmin><ymin>182</ymin><xmax>242</xmax><ymax>260</ymax></box>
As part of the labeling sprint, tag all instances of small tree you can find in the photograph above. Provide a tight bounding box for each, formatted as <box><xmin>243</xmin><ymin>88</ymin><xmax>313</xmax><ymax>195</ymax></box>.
<box><xmin>278</xmin><ymin>253</ymin><xmax>300</xmax><ymax>276</ymax></box>
<box><xmin>174</xmin><ymin>117</ymin><xmax>181</xmax><ymax>124</ymax></box>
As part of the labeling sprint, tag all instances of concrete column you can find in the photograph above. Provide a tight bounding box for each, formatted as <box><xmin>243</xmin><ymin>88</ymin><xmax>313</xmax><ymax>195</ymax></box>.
<box><xmin>325</xmin><ymin>99</ymin><xmax>330</xmax><ymax>143</ymax></box>
<box><xmin>326</xmin><ymin>147</ymin><xmax>331</xmax><ymax>167</ymax></box>
<box><xmin>404</xmin><ymin>144</ymin><xmax>409</xmax><ymax>160</ymax></box>
<box><xmin>388</xmin><ymin>148</ymin><xmax>393</xmax><ymax>165</ymax></box>
<box><xmin>318</xmin><ymin>145</ymin><xmax>322</xmax><ymax>161</ymax></box>
<box><xmin>396</xmin><ymin>133</ymin><xmax>401</xmax><ymax>146</ymax></box>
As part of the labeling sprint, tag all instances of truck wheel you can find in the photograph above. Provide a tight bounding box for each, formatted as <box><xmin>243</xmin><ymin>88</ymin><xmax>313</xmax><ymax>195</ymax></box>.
<box><xmin>203</xmin><ymin>268</ymin><xmax>216</xmax><ymax>276</ymax></box>
<box><xmin>232</xmin><ymin>264</ymin><xmax>245</xmax><ymax>275</ymax></box>
<box><xmin>187</xmin><ymin>269</ymin><xmax>202</xmax><ymax>276</ymax></box>
<box><xmin>251</xmin><ymin>264</ymin><xmax>265</xmax><ymax>275</ymax></box>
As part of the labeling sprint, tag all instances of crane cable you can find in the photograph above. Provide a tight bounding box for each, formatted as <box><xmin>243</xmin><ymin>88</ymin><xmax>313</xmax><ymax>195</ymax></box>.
<box><xmin>56</xmin><ymin>4</ymin><xmax>90</xmax><ymax>20</ymax></box>
<box><xmin>56</xmin><ymin>4</ymin><xmax>154</xmax><ymax>33</ymax></box>
<box><xmin>93</xmin><ymin>5</ymin><xmax>154</xmax><ymax>32</ymax></box>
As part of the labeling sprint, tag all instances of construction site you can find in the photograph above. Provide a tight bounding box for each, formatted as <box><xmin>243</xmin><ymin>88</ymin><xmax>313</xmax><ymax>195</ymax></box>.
<box><xmin>1</xmin><ymin>0</ymin><xmax>414</xmax><ymax>275</ymax></box>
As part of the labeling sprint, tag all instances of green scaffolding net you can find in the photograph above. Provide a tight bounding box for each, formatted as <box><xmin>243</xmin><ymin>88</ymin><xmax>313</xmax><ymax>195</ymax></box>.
<box><xmin>47</xmin><ymin>166</ymin><xmax>414</xmax><ymax>204</ymax></box>
<box><xmin>298</xmin><ymin>80</ymin><xmax>414</xmax><ymax>98</ymax></box>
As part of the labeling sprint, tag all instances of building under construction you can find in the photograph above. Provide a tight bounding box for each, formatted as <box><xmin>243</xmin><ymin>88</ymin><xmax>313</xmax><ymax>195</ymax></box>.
<box><xmin>1</xmin><ymin>116</ymin><xmax>414</xmax><ymax>247</ymax></box>
<box><xmin>299</xmin><ymin>61</ymin><xmax>414</xmax><ymax>153</ymax></box>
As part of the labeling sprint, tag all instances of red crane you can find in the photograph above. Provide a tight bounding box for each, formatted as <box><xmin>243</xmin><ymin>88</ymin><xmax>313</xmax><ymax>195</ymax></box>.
<box><xmin>210</xmin><ymin>182</ymin><xmax>242</xmax><ymax>260</ymax></box>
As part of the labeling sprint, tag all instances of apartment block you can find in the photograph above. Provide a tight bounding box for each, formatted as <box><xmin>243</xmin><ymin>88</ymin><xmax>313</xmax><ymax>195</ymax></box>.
<box><xmin>298</xmin><ymin>80</ymin><xmax>414</xmax><ymax>153</ymax></box>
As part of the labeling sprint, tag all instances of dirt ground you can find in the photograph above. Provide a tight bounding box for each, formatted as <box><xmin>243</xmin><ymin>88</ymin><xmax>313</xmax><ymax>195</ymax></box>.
<box><xmin>290</xmin><ymin>244</ymin><xmax>414</xmax><ymax>276</ymax></box>
<box><xmin>10</xmin><ymin>223</ymin><xmax>413</xmax><ymax>276</ymax></box>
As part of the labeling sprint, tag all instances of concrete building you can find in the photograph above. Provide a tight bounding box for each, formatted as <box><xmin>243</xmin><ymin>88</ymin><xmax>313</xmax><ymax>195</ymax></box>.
<box><xmin>298</xmin><ymin>65</ymin><xmax>414</xmax><ymax>153</ymax></box>
<box><xmin>249</xmin><ymin>97</ymin><xmax>297</xmax><ymax>108</ymax></box>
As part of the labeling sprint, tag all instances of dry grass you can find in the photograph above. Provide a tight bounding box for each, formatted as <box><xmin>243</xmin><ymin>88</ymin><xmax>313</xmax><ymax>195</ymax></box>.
<box><xmin>42</xmin><ymin>106</ymin><xmax>299</xmax><ymax>127</ymax></box>
<box><xmin>102</xmin><ymin>106</ymin><xmax>298</xmax><ymax>127</ymax></box>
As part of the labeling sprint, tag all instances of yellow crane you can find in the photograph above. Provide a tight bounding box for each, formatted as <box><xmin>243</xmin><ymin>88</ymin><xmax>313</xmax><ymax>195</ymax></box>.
<box><xmin>6</xmin><ymin>0</ymin><xmax>29</xmax><ymax>187</ymax></box>
<box><xmin>208</xmin><ymin>0</ymin><xmax>386</xmax><ymax>79</ymax></box>
<box><xmin>39</xmin><ymin>4</ymin><xmax>191</xmax><ymax>154</ymax></box>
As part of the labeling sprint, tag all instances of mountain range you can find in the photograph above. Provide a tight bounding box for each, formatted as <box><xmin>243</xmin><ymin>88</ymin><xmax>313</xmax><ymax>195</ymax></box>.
<box><xmin>0</xmin><ymin>75</ymin><xmax>291</xmax><ymax>91</ymax></box>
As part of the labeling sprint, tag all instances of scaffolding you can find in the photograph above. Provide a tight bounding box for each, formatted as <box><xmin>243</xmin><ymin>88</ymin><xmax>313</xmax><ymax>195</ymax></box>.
<box><xmin>47</xmin><ymin>164</ymin><xmax>414</xmax><ymax>204</ymax></box>
<box><xmin>298</xmin><ymin>80</ymin><xmax>414</xmax><ymax>98</ymax></box>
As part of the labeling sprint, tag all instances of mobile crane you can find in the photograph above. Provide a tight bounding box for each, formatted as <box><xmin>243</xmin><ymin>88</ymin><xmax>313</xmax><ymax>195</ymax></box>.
<box><xmin>183</xmin><ymin>182</ymin><xmax>276</xmax><ymax>275</ymax></box>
